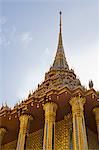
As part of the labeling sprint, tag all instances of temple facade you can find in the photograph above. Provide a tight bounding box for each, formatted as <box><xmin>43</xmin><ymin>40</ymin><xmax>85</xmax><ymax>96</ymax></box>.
<box><xmin>0</xmin><ymin>12</ymin><xmax>99</xmax><ymax>150</ymax></box>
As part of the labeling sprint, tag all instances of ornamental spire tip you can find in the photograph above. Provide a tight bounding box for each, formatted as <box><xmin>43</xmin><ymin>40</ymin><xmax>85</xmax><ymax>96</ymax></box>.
<box><xmin>59</xmin><ymin>11</ymin><xmax>62</xmax><ymax>15</ymax></box>
<box><xmin>58</xmin><ymin>11</ymin><xmax>63</xmax><ymax>49</ymax></box>
<box><xmin>51</xmin><ymin>11</ymin><xmax>69</xmax><ymax>69</ymax></box>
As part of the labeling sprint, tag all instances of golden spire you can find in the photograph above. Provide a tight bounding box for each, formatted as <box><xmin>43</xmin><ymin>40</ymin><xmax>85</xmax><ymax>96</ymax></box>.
<box><xmin>51</xmin><ymin>11</ymin><xmax>69</xmax><ymax>70</ymax></box>
<box><xmin>58</xmin><ymin>11</ymin><xmax>63</xmax><ymax>49</ymax></box>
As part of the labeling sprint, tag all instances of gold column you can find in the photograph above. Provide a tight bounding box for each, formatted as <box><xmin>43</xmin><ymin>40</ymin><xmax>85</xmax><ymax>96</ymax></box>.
<box><xmin>70</xmin><ymin>97</ymin><xmax>88</xmax><ymax>150</ymax></box>
<box><xmin>16</xmin><ymin>114</ymin><xmax>32</xmax><ymax>150</ymax></box>
<box><xmin>93</xmin><ymin>107</ymin><xmax>99</xmax><ymax>141</ymax></box>
<box><xmin>64</xmin><ymin>114</ymin><xmax>71</xmax><ymax>150</ymax></box>
<box><xmin>0</xmin><ymin>128</ymin><xmax>6</xmax><ymax>148</ymax></box>
<box><xmin>43</xmin><ymin>102</ymin><xmax>57</xmax><ymax>150</ymax></box>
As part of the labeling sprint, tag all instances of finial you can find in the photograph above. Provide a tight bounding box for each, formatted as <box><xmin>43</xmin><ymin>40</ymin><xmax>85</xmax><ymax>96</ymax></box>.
<box><xmin>89</xmin><ymin>80</ymin><xmax>93</xmax><ymax>89</ymax></box>
<box><xmin>60</xmin><ymin>11</ymin><xmax>62</xmax><ymax>15</ymax></box>
<box><xmin>57</xmin><ymin>11</ymin><xmax>63</xmax><ymax>49</ymax></box>
<box><xmin>2</xmin><ymin>102</ymin><xmax>3</xmax><ymax>107</ymax></box>
<box><xmin>5</xmin><ymin>101</ymin><xmax>7</xmax><ymax>107</ymax></box>
<box><xmin>50</xmin><ymin>11</ymin><xmax>69</xmax><ymax>70</ymax></box>
<box><xmin>59</xmin><ymin>11</ymin><xmax>62</xmax><ymax>33</ymax></box>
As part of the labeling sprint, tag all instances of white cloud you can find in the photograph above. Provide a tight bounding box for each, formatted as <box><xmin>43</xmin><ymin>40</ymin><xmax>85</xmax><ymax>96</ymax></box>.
<box><xmin>21</xmin><ymin>32</ymin><xmax>33</xmax><ymax>43</ymax></box>
<box><xmin>0</xmin><ymin>37</ymin><xmax>3</xmax><ymax>45</ymax></box>
<box><xmin>0</xmin><ymin>34</ymin><xmax>10</xmax><ymax>46</ymax></box>
<box><xmin>0</xmin><ymin>16</ymin><xmax>34</xmax><ymax>47</ymax></box>
<box><xmin>0</xmin><ymin>16</ymin><xmax>7</xmax><ymax>25</ymax></box>
<box><xmin>0</xmin><ymin>22</ymin><xmax>15</xmax><ymax>46</ymax></box>
<box><xmin>0</xmin><ymin>22</ymin><xmax>34</xmax><ymax>47</ymax></box>
<box><xmin>0</xmin><ymin>28</ymin><xmax>2</xmax><ymax>33</ymax></box>
<box><xmin>11</xmin><ymin>26</ymin><xmax>17</xmax><ymax>36</ymax></box>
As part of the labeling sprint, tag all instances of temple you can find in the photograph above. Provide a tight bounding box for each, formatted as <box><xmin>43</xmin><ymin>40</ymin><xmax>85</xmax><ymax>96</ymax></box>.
<box><xmin>0</xmin><ymin>12</ymin><xmax>99</xmax><ymax>150</ymax></box>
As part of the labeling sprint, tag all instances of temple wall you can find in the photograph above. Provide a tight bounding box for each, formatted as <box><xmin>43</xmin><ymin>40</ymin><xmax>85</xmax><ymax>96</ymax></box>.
<box><xmin>26</xmin><ymin>129</ymin><xmax>43</xmax><ymax>150</ymax></box>
<box><xmin>55</xmin><ymin>119</ymin><xmax>69</xmax><ymax>150</ymax></box>
<box><xmin>1</xmin><ymin>140</ymin><xmax>17</xmax><ymax>150</ymax></box>
<box><xmin>87</xmin><ymin>128</ymin><xmax>99</xmax><ymax>150</ymax></box>
<box><xmin>1</xmin><ymin>119</ymin><xmax>99</xmax><ymax>150</ymax></box>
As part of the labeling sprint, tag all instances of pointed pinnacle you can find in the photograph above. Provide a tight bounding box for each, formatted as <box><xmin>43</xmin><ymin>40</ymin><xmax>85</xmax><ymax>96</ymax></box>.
<box><xmin>59</xmin><ymin>11</ymin><xmax>62</xmax><ymax>32</ymax></box>
<box><xmin>58</xmin><ymin>11</ymin><xmax>63</xmax><ymax>49</ymax></box>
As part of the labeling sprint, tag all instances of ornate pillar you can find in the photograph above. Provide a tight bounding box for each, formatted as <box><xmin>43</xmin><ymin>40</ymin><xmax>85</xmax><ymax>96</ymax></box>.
<box><xmin>43</xmin><ymin>102</ymin><xmax>57</xmax><ymax>150</ymax></box>
<box><xmin>16</xmin><ymin>114</ymin><xmax>32</xmax><ymax>150</ymax></box>
<box><xmin>0</xmin><ymin>128</ymin><xmax>6</xmax><ymax>148</ymax></box>
<box><xmin>93</xmin><ymin>107</ymin><xmax>99</xmax><ymax>141</ymax></box>
<box><xmin>70</xmin><ymin>97</ymin><xmax>88</xmax><ymax>150</ymax></box>
<box><xmin>64</xmin><ymin>114</ymin><xmax>71</xmax><ymax>150</ymax></box>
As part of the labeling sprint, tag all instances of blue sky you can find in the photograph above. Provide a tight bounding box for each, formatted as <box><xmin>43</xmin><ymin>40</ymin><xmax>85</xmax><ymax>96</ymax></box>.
<box><xmin>0</xmin><ymin>0</ymin><xmax>99</xmax><ymax>107</ymax></box>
